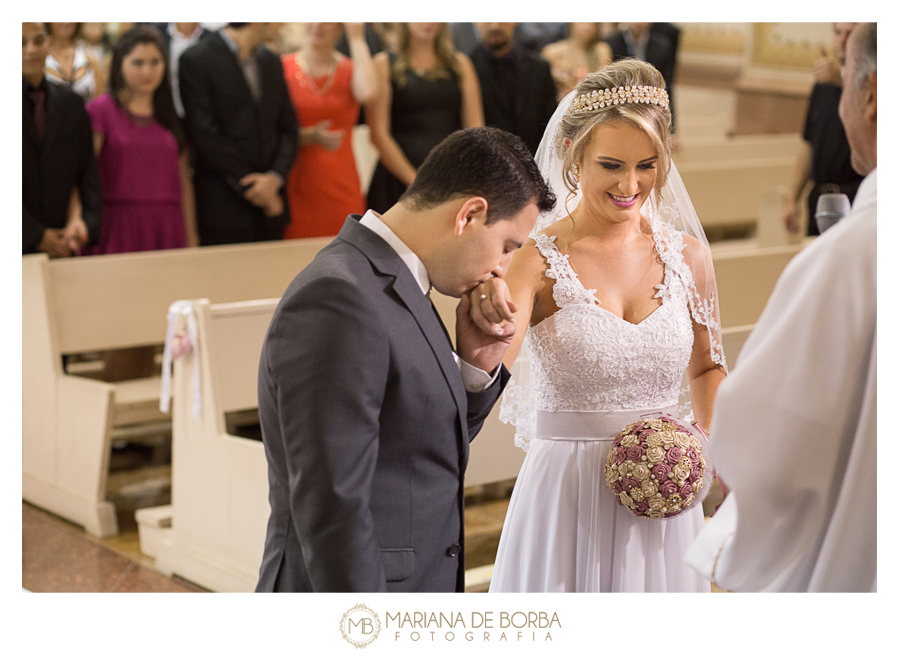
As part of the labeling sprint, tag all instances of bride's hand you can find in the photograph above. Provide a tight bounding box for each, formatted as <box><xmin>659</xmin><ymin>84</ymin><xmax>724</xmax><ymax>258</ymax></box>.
<box><xmin>454</xmin><ymin>277</ymin><xmax>519</xmax><ymax>374</ymax></box>
<box><xmin>467</xmin><ymin>277</ymin><xmax>517</xmax><ymax>338</ymax></box>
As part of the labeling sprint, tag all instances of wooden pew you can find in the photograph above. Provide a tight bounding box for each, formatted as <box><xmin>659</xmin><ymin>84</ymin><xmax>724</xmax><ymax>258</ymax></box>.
<box><xmin>22</xmin><ymin>239</ymin><xmax>331</xmax><ymax>537</ymax></box>
<box><xmin>713</xmin><ymin>243</ymin><xmax>804</xmax><ymax>329</ymax></box>
<box><xmin>678</xmin><ymin>156</ymin><xmax>796</xmax><ymax>236</ymax></box>
<box><xmin>155</xmin><ymin>298</ymin><xmax>277</xmax><ymax>592</ymax></box>
<box><xmin>673</xmin><ymin>133</ymin><xmax>802</xmax><ymax>165</ymax></box>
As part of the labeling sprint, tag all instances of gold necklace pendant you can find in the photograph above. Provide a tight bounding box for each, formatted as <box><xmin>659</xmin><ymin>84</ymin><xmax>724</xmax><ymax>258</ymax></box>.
<box><xmin>295</xmin><ymin>52</ymin><xmax>337</xmax><ymax>96</ymax></box>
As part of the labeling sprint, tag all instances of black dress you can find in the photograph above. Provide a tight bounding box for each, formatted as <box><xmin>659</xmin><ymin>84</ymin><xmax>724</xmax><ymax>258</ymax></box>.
<box><xmin>802</xmin><ymin>82</ymin><xmax>864</xmax><ymax>236</ymax></box>
<box><xmin>366</xmin><ymin>55</ymin><xmax>462</xmax><ymax>214</ymax></box>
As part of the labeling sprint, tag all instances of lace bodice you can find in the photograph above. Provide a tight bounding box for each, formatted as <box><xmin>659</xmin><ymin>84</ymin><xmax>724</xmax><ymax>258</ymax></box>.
<box><xmin>501</xmin><ymin>229</ymin><xmax>696</xmax><ymax>449</ymax></box>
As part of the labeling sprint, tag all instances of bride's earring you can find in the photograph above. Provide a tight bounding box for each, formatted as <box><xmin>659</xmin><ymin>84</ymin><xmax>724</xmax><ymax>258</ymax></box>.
<box><xmin>570</xmin><ymin>164</ymin><xmax>580</xmax><ymax>186</ymax></box>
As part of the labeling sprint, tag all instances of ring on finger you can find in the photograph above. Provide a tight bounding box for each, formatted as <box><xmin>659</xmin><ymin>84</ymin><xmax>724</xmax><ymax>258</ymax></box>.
<box><xmin>480</xmin><ymin>294</ymin><xmax>488</xmax><ymax>300</ymax></box>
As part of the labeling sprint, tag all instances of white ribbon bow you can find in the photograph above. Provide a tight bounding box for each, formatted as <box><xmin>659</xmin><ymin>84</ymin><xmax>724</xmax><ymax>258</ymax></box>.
<box><xmin>160</xmin><ymin>300</ymin><xmax>202</xmax><ymax>418</ymax></box>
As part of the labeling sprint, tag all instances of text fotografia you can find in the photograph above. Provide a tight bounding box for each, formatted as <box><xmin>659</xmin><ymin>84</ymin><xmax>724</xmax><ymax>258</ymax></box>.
<box><xmin>386</xmin><ymin>611</ymin><xmax>561</xmax><ymax>642</ymax></box>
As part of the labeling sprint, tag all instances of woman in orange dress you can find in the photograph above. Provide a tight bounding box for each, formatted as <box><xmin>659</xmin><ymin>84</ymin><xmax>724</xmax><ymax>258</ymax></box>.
<box><xmin>282</xmin><ymin>23</ymin><xmax>378</xmax><ymax>238</ymax></box>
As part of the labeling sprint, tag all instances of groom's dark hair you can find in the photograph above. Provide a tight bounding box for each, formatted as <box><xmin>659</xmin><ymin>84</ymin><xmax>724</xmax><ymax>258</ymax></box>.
<box><xmin>400</xmin><ymin>127</ymin><xmax>555</xmax><ymax>225</ymax></box>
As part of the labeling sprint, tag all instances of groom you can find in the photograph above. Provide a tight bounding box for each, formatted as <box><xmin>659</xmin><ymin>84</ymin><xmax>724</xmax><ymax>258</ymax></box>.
<box><xmin>255</xmin><ymin>127</ymin><xmax>555</xmax><ymax>592</ymax></box>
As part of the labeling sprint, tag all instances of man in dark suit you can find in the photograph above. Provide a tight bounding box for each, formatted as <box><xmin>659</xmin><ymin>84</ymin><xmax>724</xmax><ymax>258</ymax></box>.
<box><xmin>255</xmin><ymin>127</ymin><xmax>556</xmax><ymax>592</ymax></box>
<box><xmin>178</xmin><ymin>23</ymin><xmax>298</xmax><ymax>246</ymax></box>
<box><xmin>22</xmin><ymin>22</ymin><xmax>101</xmax><ymax>256</ymax></box>
<box><xmin>606</xmin><ymin>23</ymin><xmax>681</xmax><ymax>131</ymax></box>
<box><xmin>469</xmin><ymin>23</ymin><xmax>558</xmax><ymax>155</ymax></box>
<box><xmin>146</xmin><ymin>22</ymin><xmax>213</xmax><ymax>117</ymax></box>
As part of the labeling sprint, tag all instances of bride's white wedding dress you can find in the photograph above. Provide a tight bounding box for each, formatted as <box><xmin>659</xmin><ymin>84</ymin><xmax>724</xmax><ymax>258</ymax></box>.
<box><xmin>489</xmin><ymin>229</ymin><xmax>711</xmax><ymax>593</ymax></box>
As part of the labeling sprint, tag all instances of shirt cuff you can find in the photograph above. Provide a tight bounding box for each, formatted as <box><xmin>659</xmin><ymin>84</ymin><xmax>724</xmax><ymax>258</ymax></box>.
<box><xmin>454</xmin><ymin>354</ymin><xmax>500</xmax><ymax>393</ymax></box>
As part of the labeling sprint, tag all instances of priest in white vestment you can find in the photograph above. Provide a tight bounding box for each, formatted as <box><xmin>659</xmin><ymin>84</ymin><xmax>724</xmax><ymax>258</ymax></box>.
<box><xmin>685</xmin><ymin>23</ymin><xmax>877</xmax><ymax>592</ymax></box>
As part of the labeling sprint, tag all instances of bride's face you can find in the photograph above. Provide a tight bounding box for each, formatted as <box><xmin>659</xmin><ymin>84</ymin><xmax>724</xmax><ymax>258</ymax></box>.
<box><xmin>574</xmin><ymin>121</ymin><xmax>659</xmax><ymax>224</ymax></box>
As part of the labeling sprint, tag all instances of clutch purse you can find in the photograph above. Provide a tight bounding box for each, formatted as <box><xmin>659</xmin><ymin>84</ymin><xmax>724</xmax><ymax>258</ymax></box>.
<box><xmin>604</xmin><ymin>415</ymin><xmax>711</xmax><ymax>520</ymax></box>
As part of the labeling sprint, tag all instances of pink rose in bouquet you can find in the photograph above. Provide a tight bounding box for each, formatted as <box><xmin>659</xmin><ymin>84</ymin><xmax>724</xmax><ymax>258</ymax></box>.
<box><xmin>659</xmin><ymin>480</ymin><xmax>678</xmax><ymax>498</ymax></box>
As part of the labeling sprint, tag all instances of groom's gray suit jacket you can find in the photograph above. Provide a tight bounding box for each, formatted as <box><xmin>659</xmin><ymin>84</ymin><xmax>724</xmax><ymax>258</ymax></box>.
<box><xmin>255</xmin><ymin>216</ymin><xmax>509</xmax><ymax>592</ymax></box>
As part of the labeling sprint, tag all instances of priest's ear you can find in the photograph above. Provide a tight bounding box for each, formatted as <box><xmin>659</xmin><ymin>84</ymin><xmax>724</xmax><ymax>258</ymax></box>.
<box><xmin>865</xmin><ymin>71</ymin><xmax>876</xmax><ymax>123</ymax></box>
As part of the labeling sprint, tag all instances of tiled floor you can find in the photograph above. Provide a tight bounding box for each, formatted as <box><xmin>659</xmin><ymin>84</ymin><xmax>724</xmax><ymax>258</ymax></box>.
<box><xmin>22</xmin><ymin>502</ymin><xmax>205</xmax><ymax>593</ymax></box>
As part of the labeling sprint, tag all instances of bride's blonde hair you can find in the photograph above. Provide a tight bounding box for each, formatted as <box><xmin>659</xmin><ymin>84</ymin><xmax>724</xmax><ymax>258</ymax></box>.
<box><xmin>556</xmin><ymin>59</ymin><xmax>672</xmax><ymax>196</ymax></box>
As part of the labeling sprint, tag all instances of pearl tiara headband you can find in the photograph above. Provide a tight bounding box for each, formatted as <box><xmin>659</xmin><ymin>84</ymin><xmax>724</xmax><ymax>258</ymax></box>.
<box><xmin>569</xmin><ymin>85</ymin><xmax>670</xmax><ymax>114</ymax></box>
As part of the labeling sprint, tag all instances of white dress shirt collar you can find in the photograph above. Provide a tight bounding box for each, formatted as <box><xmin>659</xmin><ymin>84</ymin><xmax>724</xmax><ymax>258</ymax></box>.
<box><xmin>358</xmin><ymin>211</ymin><xmax>497</xmax><ymax>389</ymax></box>
<box><xmin>359</xmin><ymin>210</ymin><xmax>431</xmax><ymax>295</ymax></box>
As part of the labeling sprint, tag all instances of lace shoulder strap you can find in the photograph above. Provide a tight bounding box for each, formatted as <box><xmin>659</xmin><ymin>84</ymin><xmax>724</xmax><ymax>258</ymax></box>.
<box><xmin>532</xmin><ymin>234</ymin><xmax>598</xmax><ymax>308</ymax></box>
<box><xmin>650</xmin><ymin>217</ymin><xmax>726</xmax><ymax>368</ymax></box>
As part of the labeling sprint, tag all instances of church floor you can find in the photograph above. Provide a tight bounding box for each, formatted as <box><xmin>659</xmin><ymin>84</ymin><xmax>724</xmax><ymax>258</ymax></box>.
<box><xmin>21</xmin><ymin>451</ymin><xmax>513</xmax><ymax>593</ymax></box>
<box><xmin>22</xmin><ymin>448</ymin><xmax>719</xmax><ymax>593</ymax></box>
<box><xmin>20</xmin><ymin>496</ymin><xmax>510</xmax><ymax>594</ymax></box>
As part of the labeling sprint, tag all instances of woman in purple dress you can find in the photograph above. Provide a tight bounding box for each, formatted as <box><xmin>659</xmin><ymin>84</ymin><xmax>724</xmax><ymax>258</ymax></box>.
<box><xmin>86</xmin><ymin>26</ymin><xmax>198</xmax><ymax>254</ymax></box>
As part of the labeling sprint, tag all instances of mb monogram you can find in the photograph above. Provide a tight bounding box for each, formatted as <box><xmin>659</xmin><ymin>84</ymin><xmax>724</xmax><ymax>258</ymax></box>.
<box><xmin>340</xmin><ymin>604</ymin><xmax>382</xmax><ymax>648</ymax></box>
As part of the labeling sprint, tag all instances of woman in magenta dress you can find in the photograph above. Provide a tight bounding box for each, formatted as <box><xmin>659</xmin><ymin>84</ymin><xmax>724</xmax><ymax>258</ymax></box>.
<box><xmin>86</xmin><ymin>25</ymin><xmax>197</xmax><ymax>254</ymax></box>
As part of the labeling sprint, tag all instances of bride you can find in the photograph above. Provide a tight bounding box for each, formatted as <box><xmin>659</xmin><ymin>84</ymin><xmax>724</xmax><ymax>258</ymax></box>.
<box><xmin>468</xmin><ymin>59</ymin><xmax>727</xmax><ymax>592</ymax></box>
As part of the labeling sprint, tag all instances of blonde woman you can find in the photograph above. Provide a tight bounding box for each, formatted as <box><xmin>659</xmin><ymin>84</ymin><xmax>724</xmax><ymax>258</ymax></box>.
<box><xmin>468</xmin><ymin>60</ymin><xmax>726</xmax><ymax>592</ymax></box>
<box><xmin>44</xmin><ymin>22</ymin><xmax>106</xmax><ymax>101</ymax></box>
<box><xmin>365</xmin><ymin>23</ymin><xmax>483</xmax><ymax>213</ymax></box>
<box><xmin>541</xmin><ymin>23</ymin><xmax>613</xmax><ymax>101</ymax></box>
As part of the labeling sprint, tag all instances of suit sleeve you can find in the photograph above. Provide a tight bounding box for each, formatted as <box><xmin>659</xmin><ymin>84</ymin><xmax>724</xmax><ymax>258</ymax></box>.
<box><xmin>22</xmin><ymin>205</ymin><xmax>45</xmax><ymax>254</ymax></box>
<box><xmin>465</xmin><ymin>364</ymin><xmax>510</xmax><ymax>440</ymax></box>
<box><xmin>263</xmin><ymin>275</ymin><xmax>390</xmax><ymax>592</ymax></box>
<box><xmin>178</xmin><ymin>48</ymin><xmax>257</xmax><ymax>196</ymax></box>
<box><xmin>263</xmin><ymin>52</ymin><xmax>299</xmax><ymax>181</ymax></box>
<box><xmin>74</xmin><ymin>99</ymin><xmax>103</xmax><ymax>244</ymax></box>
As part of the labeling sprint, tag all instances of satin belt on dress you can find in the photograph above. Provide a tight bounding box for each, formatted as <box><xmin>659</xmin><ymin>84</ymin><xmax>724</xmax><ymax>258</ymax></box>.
<box><xmin>534</xmin><ymin>405</ymin><xmax>680</xmax><ymax>441</ymax></box>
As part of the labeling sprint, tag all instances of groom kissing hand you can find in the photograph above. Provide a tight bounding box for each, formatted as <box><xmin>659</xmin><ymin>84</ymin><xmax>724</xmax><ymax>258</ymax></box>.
<box><xmin>255</xmin><ymin>127</ymin><xmax>556</xmax><ymax>592</ymax></box>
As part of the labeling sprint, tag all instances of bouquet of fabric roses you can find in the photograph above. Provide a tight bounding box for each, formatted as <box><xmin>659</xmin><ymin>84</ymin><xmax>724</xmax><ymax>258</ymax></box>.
<box><xmin>604</xmin><ymin>415</ymin><xmax>711</xmax><ymax>519</ymax></box>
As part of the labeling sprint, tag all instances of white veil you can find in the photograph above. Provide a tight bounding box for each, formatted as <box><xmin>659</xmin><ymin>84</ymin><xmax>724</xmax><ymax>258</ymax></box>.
<box><xmin>500</xmin><ymin>89</ymin><xmax>727</xmax><ymax>451</ymax></box>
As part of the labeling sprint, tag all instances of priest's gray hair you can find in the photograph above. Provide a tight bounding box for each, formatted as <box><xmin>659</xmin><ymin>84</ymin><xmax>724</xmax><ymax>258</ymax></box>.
<box><xmin>850</xmin><ymin>23</ymin><xmax>877</xmax><ymax>90</ymax></box>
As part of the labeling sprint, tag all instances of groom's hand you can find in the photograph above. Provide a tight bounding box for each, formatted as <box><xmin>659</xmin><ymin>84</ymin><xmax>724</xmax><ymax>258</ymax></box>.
<box><xmin>455</xmin><ymin>278</ymin><xmax>518</xmax><ymax>374</ymax></box>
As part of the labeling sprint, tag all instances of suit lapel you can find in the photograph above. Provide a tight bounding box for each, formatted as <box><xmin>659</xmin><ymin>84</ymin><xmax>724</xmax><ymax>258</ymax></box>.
<box><xmin>210</xmin><ymin>33</ymin><xmax>259</xmax><ymax>111</ymax></box>
<box><xmin>22</xmin><ymin>92</ymin><xmax>41</xmax><ymax>150</ymax></box>
<box><xmin>337</xmin><ymin>219</ymin><xmax>470</xmax><ymax>436</ymax></box>
<box><xmin>42</xmin><ymin>82</ymin><xmax>65</xmax><ymax>150</ymax></box>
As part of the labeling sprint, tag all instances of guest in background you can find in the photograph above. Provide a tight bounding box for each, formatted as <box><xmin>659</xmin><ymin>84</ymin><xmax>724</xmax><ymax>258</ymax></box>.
<box><xmin>148</xmin><ymin>23</ymin><xmax>212</xmax><ymax>118</ymax></box>
<box><xmin>23</xmin><ymin>22</ymin><xmax>101</xmax><ymax>256</ymax></box>
<box><xmin>686</xmin><ymin>23</ymin><xmax>876</xmax><ymax>592</ymax></box>
<box><xmin>783</xmin><ymin>23</ymin><xmax>863</xmax><ymax>237</ymax></box>
<box><xmin>78</xmin><ymin>23</ymin><xmax>111</xmax><ymax>67</ymax></box>
<box><xmin>541</xmin><ymin>23</ymin><xmax>613</xmax><ymax>101</ymax></box>
<box><xmin>450</xmin><ymin>23</ymin><xmax>480</xmax><ymax>56</ymax></box>
<box><xmin>606</xmin><ymin>23</ymin><xmax>680</xmax><ymax>132</ymax></box>
<box><xmin>44</xmin><ymin>22</ymin><xmax>105</xmax><ymax>102</ymax></box>
<box><xmin>282</xmin><ymin>22</ymin><xmax>377</xmax><ymax>238</ymax></box>
<box><xmin>469</xmin><ymin>22</ymin><xmax>557</xmax><ymax>155</ymax></box>
<box><xmin>86</xmin><ymin>26</ymin><xmax>197</xmax><ymax>253</ymax></box>
<box><xmin>365</xmin><ymin>22</ymin><xmax>482</xmax><ymax>214</ymax></box>
<box><xmin>374</xmin><ymin>23</ymin><xmax>400</xmax><ymax>53</ymax></box>
<box><xmin>514</xmin><ymin>23</ymin><xmax>567</xmax><ymax>54</ymax></box>
<box><xmin>179</xmin><ymin>23</ymin><xmax>298</xmax><ymax>245</ymax></box>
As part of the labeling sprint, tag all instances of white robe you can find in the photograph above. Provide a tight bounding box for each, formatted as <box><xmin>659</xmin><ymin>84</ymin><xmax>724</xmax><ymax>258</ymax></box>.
<box><xmin>685</xmin><ymin>169</ymin><xmax>877</xmax><ymax>592</ymax></box>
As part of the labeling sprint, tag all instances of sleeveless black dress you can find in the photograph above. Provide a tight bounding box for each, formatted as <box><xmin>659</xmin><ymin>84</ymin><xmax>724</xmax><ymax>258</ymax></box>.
<box><xmin>366</xmin><ymin>55</ymin><xmax>462</xmax><ymax>214</ymax></box>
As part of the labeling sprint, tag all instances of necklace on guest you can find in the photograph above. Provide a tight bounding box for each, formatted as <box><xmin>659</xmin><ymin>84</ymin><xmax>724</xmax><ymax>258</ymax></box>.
<box><xmin>295</xmin><ymin>52</ymin><xmax>337</xmax><ymax>96</ymax></box>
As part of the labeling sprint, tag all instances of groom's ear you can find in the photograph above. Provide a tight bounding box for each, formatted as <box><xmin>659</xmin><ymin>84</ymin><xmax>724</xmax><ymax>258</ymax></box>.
<box><xmin>453</xmin><ymin>197</ymin><xmax>489</xmax><ymax>236</ymax></box>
